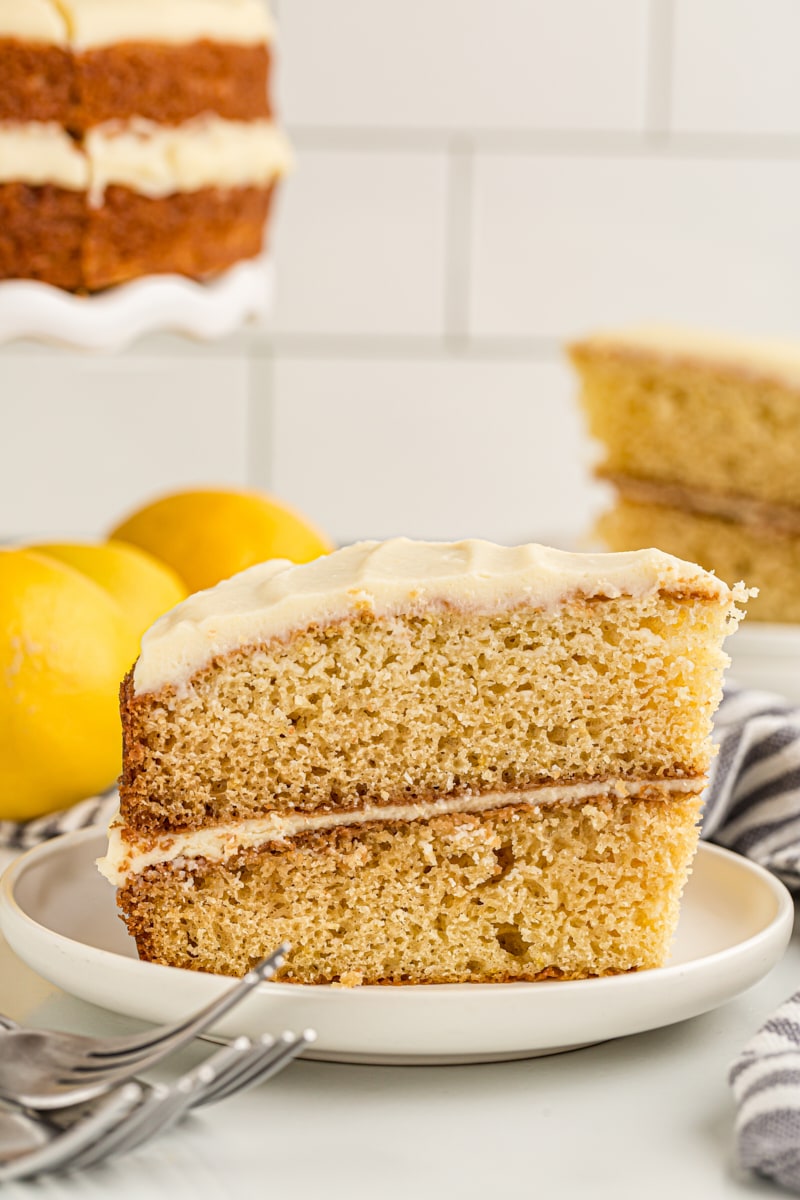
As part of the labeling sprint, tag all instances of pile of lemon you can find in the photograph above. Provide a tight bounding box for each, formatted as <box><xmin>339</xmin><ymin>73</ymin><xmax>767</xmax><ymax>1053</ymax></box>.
<box><xmin>2</xmin><ymin>488</ymin><xmax>332</xmax><ymax>822</ymax></box>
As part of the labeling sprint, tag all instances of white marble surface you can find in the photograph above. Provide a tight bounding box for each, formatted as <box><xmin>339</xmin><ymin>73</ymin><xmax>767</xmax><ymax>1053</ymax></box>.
<box><xmin>0</xmin><ymin>841</ymin><xmax>796</xmax><ymax>1199</ymax></box>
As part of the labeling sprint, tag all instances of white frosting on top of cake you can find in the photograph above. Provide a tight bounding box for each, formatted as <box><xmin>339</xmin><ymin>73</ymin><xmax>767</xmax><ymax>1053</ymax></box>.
<box><xmin>132</xmin><ymin>537</ymin><xmax>731</xmax><ymax>696</ymax></box>
<box><xmin>54</xmin><ymin>0</ymin><xmax>273</xmax><ymax>49</ymax></box>
<box><xmin>0</xmin><ymin>0</ymin><xmax>66</xmax><ymax>42</ymax></box>
<box><xmin>577</xmin><ymin>325</ymin><xmax>800</xmax><ymax>390</ymax></box>
<box><xmin>85</xmin><ymin>118</ymin><xmax>291</xmax><ymax>202</ymax></box>
<box><xmin>97</xmin><ymin>777</ymin><xmax>703</xmax><ymax>885</ymax></box>
<box><xmin>0</xmin><ymin>122</ymin><xmax>89</xmax><ymax>188</ymax></box>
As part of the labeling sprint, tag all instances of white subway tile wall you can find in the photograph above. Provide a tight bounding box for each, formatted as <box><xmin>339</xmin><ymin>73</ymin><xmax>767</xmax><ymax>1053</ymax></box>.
<box><xmin>3</xmin><ymin>0</ymin><xmax>798</xmax><ymax>548</ymax></box>
<box><xmin>271</xmin><ymin>357</ymin><xmax>607</xmax><ymax>546</ymax></box>
<box><xmin>672</xmin><ymin>0</ymin><xmax>800</xmax><ymax>134</ymax></box>
<box><xmin>470</xmin><ymin>153</ymin><xmax>800</xmax><ymax>338</ymax></box>
<box><xmin>272</xmin><ymin>150</ymin><xmax>449</xmax><ymax>336</ymax></box>
<box><xmin>0</xmin><ymin>353</ymin><xmax>250</xmax><ymax>539</ymax></box>
<box><xmin>277</xmin><ymin>0</ymin><xmax>650</xmax><ymax>132</ymax></box>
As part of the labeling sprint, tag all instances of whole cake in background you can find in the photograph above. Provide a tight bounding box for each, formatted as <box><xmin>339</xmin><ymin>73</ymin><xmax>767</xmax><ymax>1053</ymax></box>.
<box><xmin>98</xmin><ymin>538</ymin><xmax>747</xmax><ymax>985</ymax></box>
<box><xmin>571</xmin><ymin>327</ymin><xmax>800</xmax><ymax>623</ymax></box>
<box><xmin>0</xmin><ymin>0</ymin><xmax>290</xmax><ymax>290</ymax></box>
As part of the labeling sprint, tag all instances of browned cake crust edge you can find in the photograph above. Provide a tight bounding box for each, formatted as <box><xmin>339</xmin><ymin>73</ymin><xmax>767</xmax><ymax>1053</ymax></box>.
<box><xmin>0</xmin><ymin>182</ymin><xmax>87</xmax><ymax>288</ymax></box>
<box><xmin>0</xmin><ymin>182</ymin><xmax>273</xmax><ymax>291</ymax></box>
<box><xmin>0</xmin><ymin>39</ymin><xmax>73</xmax><ymax>123</ymax></box>
<box><xmin>72</xmin><ymin>41</ymin><xmax>271</xmax><ymax>130</ymax></box>
<box><xmin>0</xmin><ymin>38</ymin><xmax>269</xmax><ymax>129</ymax></box>
<box><xmin>83</xmin><ymin>183</ymin><xmax>273</xmax><ymax>290</ymax></box>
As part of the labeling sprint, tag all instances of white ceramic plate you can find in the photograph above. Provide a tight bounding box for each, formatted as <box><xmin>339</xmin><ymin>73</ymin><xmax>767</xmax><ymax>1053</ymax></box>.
<box><xmin>0</xmin><ymin>829</ymin><xmax>792</xmax><ymax>1065</ymax></box>
<box><xmin>727</xmin><ymin>622</ymin><xmax>800</xmax><ymax>703</ymax></box>
<box><xmin>0</xmin><ymin>257</ymin><xmax>272</xmax><ymax>350</ymax></box>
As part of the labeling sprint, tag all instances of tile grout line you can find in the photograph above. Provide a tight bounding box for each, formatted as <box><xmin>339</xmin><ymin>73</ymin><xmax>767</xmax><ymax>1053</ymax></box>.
<box><xmin>644</xmin><ymin>0</ymin><xmax>675</xmax><ymax>141</ymax></box>
<box><xmin>285</xmin><ymin>126</ymin><xmax>800</xmax><ymax>162</ymax></box>
<box><xmin>267</xmin><ymin>333</ymin><xmax>564</xmax><ymax>361</ymax></box>
<box><xmin>443</xmin><ymin>137</ymin><xmax>474</xmax><ymax>346</ymax></box>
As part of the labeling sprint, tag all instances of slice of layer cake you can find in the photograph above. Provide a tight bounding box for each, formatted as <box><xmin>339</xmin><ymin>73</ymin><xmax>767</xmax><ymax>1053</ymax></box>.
<box><xmin>98</xmin><ymin>539</ymin><xmax>747</xmax><ymax>985</ymax></box>
<box><xmin>571</xmin><ymin>327</ymin><xmax>800</xmax><ymax>622</ymax></box>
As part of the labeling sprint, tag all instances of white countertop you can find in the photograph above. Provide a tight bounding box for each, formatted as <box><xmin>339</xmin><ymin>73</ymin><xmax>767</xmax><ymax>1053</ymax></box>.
<box><xmin>0</xmin><ymin>842</ymin><xmax>795</xmax><ymax>1200</ymax></box>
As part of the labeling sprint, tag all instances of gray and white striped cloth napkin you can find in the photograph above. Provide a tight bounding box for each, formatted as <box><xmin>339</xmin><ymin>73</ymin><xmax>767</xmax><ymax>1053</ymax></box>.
<box><xmin>731</xmin><ymin>999</ymin><xmax>800</xmax><ymax>1193</ymax></box>
<box><xmin>702</xmin><ymin>686</ymin><xmax>800</xmax><ymax>888</ymax></box>
<box><xmin>703</xmin><ymin>687</ymin><xmax>800</xmax><ymax>1193</ymax></box>
<box><xmin>1</xmin><ymin>686</ymin><xmax>799</xmax><ymax>1188</ymax></box>
<box><xmin>0</xmin><ymin>787</ymin><xmax>118</xmax><ymax>855</ymax></box>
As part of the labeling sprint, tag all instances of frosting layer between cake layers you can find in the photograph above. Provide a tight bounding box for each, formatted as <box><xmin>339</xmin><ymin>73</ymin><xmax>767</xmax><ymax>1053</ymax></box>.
<box><xmin>98</xmin><ymin>777</ymin><xmax>704</xmax><ymax>885</ymax></box>
<box><xmin>0</xmin><ymin>119</ymin><xmax>290</xmax><ymax>196</ymax></box>
<box><xmin>0</xmin><ymin>0</ymin><xmax>66</xmax><ymax>41</ymax></box>
<box><xmin>132</xmin><ymin>537</ymin><xmax>733</xmax><ymax>695</ymax></box>
<box><xmin>0</xmin><ymin>122</ymin><xmax>88</xmax><ymax>187</ymax></box>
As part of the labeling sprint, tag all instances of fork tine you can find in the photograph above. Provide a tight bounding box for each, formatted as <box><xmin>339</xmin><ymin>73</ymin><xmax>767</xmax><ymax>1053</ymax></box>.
<box><xmin>64</xmin><ymin>1084</ymin><xmax>171</xmax><ymax>1172</ymax></box>
<box><xmin>65</xmin><ymin>1084</ymin><xmax>177</xmax><ymax>1172</ymax></box>
<box><xmin>195</xmin><ymin>1029</ymin><xmax>315</xmax><ymax>1108</ymax></box>
<box><xmin>192</xmin><ymin>1036</ymin><xmax>279</xmax><ymax>1107</ymax></box>
<box><xmin>0</xmin><ymin>1084</ymin><xmax>143</xmax><ymax>1183</ymax></box>
<box><xmin>7</xmin><ymin>1032</ymin><xmax>254</xmax><ymax>1113</ymax></box>
<box><xmin>186</xmin><ymin>1035</ymin><xmax>275</xmax><ymax>1106</ymax></box>
<box><xmin>82</xmin><ymin>944</ymin><xmax>289</xmax><ymax>1064</ymax></box>
<box><xmin>0</xmin><ymin>945</ymin><xmax>289</xmax><ymax>1112</ymax></box>
<box><xmin>63</xmin><ymin>1038</ymin><xmax>255</xmax><ymax>1173</ymax></box>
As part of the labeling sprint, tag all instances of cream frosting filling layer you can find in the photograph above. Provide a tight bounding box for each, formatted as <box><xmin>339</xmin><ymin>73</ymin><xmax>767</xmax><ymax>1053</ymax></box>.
<box><xmin>574</xmin><ymin>325</ymin><xmax>800</xmax><ymax>392</ymax></box>
<box><xmin>0</xmin><ymin>119</ymin><xmax>289</xmax><ymax>198</ymax></box>
<box><xmin>98</xmin><ymin>777</ymin><xmax>705</xmax><ymax>886</ymax></box>
<box><xmin>0</xmin><ymin>122</ymin><xmax>88</xmax><ymax>188</ymax></box>
<box><xmin>0</xmin><ymin>0</ymin><xmax>271</xmax><ymax>48</ymax></box>
<box><xmin>606</xmin><ymin>472</ymin><xmax>800</xmax><ymax>537</ymax></box>
<box><xmin>85</xmin><ymin>118</ymin><xmax>291</xmax><ymax>203</ymax></box>
<box><xmin>55</xmin><ymin>0</ymin><xmax>273</xmax><ymax>49</ymax></box>
<box><xmin>0</xmin><ymin>0</ymin><xmax>66</xmax><ymax>42</ymax></box>
<box><xmin>132</xmin><ymin>537</ymin><xmax>733</xmax><ymax>696</ymax></box>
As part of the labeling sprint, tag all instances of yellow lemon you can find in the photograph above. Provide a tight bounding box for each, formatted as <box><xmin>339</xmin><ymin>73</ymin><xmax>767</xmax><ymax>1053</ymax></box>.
<box><xmin>31</xmin><ymin>540</ymin><xmax>187</xmax><ymax>643</ymax></box>
<box><xmin>0</xmin><ymin>549</ymin><xmax>138</xmax><ymax>822</ymax></box>
<box><xmin>109</xmin><ymin>487</ymin><xmax>334</xmax><ymax>594</ymax></box>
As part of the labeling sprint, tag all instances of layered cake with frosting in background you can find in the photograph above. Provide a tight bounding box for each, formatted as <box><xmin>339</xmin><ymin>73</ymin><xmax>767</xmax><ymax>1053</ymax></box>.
<box><xmin>571</xmin><ymin>327</ymin><xmax>800</xmax><ymax>623</ymax></box>
<box><xmin>0</xmin><ymin>0</ymin><xmax>290</xmax><ymax>290</ymax></box>
<box><xmin>98</xmin><ymin>539</ymin><xmax>747</xmax><ymax>985</ymax></box>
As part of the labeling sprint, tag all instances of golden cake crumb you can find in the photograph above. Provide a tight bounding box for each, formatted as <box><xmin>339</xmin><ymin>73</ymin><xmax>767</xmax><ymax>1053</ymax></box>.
<box><xmin>104</xmin><ymin>538</ymin><xmax>744</xmax><ymax>984</ymax></box>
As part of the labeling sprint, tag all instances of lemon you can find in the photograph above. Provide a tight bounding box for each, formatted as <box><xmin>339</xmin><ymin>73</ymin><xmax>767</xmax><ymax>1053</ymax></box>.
<box><xmin>109</xmin><ymin>487</ymin><xmax>334</xmax><ymax>594</ymax></box>
<box><xmin>0</xmin><ymin>549</ymin><xmax>138</xmax><ymax>822</ymax></box>
<box><xmin>31</xmin><ymin>540</ymin><xmax>187</xmax><ymax>643</ymax></box>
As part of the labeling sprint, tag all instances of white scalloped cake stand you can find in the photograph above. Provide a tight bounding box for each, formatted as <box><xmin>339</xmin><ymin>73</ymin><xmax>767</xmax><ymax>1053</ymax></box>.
<box><xmin>0</xmin><ymin>257</ymin><xmax>273</xmax><ymax>351</ymax></box>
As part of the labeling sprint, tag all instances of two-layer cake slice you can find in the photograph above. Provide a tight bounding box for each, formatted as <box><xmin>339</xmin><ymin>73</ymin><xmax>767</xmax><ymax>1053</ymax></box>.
<box><xmin>99</xmin><ymin>539</ymin><xmax>747</xmax><ymax>985</ymax></box>
<box><xmin>571</xmin><ymin>327</ymin><xmax>800</xmax><ymax>622</ymax></box>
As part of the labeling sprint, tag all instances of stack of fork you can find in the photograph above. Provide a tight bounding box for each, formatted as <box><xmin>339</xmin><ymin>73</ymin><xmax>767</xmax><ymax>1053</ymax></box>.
<box><xmin>0</xmin><ymin>945</ymin><xmax>314</xmax><ymax>1180</ymax></box>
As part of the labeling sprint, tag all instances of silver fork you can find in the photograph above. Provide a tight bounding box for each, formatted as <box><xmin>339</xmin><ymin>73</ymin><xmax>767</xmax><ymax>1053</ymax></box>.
<box><xmin>194</xmin><ymin>1029</ymin><xmax>316</xmax><ymax>1108</ymax></box>
<box><xmin>65</xmin><ymin>1029</ymin><xmax>315</xmax><ymax>1172</ymax></box>
<box><xmin>0</xmin><ymin>1084</ymin><xmax>144</xmax><ymax>1183</ymax></box>
<box><xmin>0</xmin><ymin>1030</ymin><xmax>314</xmax><ymax>1180</ymax></box>
<box><xmin>0</xmin><ymin>945</ymin><xmax>288</xmax><ymax>1110</ymax></box>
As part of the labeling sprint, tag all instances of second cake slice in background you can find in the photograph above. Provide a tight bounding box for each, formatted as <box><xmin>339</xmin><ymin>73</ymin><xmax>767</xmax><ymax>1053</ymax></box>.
<box><xmin>571</xmin><ymin>327</ymin><xmax>800</xmax><ymax>623</ymax></box>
